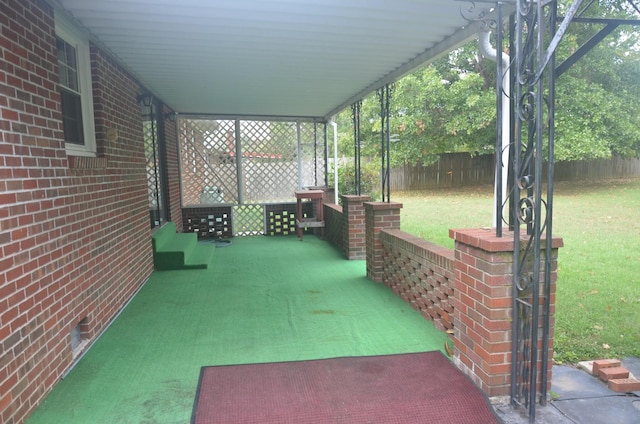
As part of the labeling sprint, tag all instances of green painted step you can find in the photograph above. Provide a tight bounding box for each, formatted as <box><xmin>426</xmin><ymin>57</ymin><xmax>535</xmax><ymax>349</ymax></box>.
<box><xmin>152</xmin><ymin>222</ymin><xmax>215</xmax><ymax>270</ymax></box>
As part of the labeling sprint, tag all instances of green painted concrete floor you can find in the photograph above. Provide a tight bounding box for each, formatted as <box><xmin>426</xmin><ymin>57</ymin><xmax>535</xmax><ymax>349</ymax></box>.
<box><xmin>26</xmin><ymin>235</ymin><xmax>448</xmax><ymax>424</ymax></box>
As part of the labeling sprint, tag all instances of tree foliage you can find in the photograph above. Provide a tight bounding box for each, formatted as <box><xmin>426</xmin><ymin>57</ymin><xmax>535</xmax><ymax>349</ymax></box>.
<box><xmin>335</xmin><ymin>0</ymin><xmax>640</xmax><ymax>165</ymax></box>
<box><xmin>553</xmin><ymin>0</ymin><xmax>640</xmax><ymax>159</ymax></box>
<box><xmin>327</xmin><ymin>160</ymin><xmax>381</xmax><ymax>202</ymax></box>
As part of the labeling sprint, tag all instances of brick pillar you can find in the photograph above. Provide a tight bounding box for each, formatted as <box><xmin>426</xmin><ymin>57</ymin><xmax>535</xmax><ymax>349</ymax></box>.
<box><xmin>364</xmin><ymin>202</ymin><xmax>402</xmax><ymax>282</ymax></box>
<box><xmin>449</xmin><ymin>228</ymin><xmax>563</xmax><ymax>397</ymax></box>
<box><xmin>341</xmin><ymin>194</ymin><xmax>371</xmax><ymax>260</ymax></box>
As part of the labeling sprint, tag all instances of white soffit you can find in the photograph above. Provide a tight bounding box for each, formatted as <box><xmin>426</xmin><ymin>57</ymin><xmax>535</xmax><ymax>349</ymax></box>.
<box><xmin>57</xmin><ymin>0</ymin><xmax>484</xmax><ymax>119</ymax></box>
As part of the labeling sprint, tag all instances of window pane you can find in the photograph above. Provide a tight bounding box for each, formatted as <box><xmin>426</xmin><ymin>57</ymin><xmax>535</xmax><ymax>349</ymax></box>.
<box><xmin>58</xmin><ymin>66</ymin><xmax>69</xmax><ymax>87</ymax></box>
<box><xmin>60</xmin><ymin>89</ymin><xmax>84</xmax><ymax>146</ymax></box>
<box><xmin>66</xmin><ymin>45</ymin><xmax>77</xmax><ymax>69</ymax></box>
<box><xmin>57</xmin><ymin>35</ymin><xmax>85</xmax><ymax>147</ymax></box>
<box><xmin>56</xmin><ymin>38</ymin><xmax>66</xmax><ymax>62</ymax></box>
<box><xmin>56</xmin><ymin>37</ymin><xmax>79</xmax><ymax>93</ymax></box>
<box><xmin>68</xmin><ymin>69</ymin><xmax>78</xmax><ymax>91</ymax></box>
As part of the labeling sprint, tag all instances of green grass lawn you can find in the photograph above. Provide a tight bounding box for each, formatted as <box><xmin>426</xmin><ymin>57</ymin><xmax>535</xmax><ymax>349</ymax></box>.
<box><xmin>393</xmin><ymin>179</ymin><xmax>640</xmax><ymax>364</ymax></box>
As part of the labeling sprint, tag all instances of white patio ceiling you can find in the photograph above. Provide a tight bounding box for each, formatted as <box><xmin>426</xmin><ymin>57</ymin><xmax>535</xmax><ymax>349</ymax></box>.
<box><xmin>56</xmin><ymin>0</ymin><xmax>490</xmax><ymax>120</ymax></box>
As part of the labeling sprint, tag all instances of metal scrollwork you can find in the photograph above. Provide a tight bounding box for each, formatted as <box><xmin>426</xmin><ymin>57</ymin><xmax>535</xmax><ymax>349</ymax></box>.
<box><xmin>459</xmin><ymin>1</ymin><xmax>498</xmax><ymax>31</ymax></box>
<box><xmin>460</xmin><ymin>1</ymin><xmax>491</xmax><ymax>22</ymax></box>
<box><xmin>518</xmin><ymin>91</ymin><xmax>536</xmax><ymax>121</ymax></box>
<box><xmin>510</xmin><ymin>0</ymin><xmax>562</xmax><ymax>422</ymax></box>
<box><xmin>516</xmin><ymin>272</ymin><xmax>533</xmax><ymax>292</ymax></box>
<box><xmin>517</xmin><ymin>197</ymin><xmax>535</xmax><ymax>224</ymax></box>
<box><xmin>377</xmin><ymin>84</ymin><xmax>394</xmax><ymax>202</ymax></box>
<box><xmin>517</xmin><ymin>175</ymin><xmax>534</xmax><ymax>190</ymax></box>
<box><xmin>461</xmin><ymin>1</ymin><xmax>567</xmax><ymax>421</ymax></box>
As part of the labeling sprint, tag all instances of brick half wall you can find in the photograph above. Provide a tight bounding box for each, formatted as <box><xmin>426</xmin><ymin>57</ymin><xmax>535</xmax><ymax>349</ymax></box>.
<box><xmin>450</xmin><ymin>228</ymin><xmax>563</xmax><ymax>397</ymax></box>
<box><xmin>324</xmin><ymin>194</ymin><xmax>371</xmax><ymax>260</ymax></box>
<box><xmin>380</xmin><ymin>229</ymin><xmax>455</xmax><ymax>332</ymax></box>
<box><xmin>366</xmin><ymin>221</ymin><xmax>563</xmax><ymax>399</ymax></box>
<box><xmin>323</xmin><ymin>202</ymin><xmax>344</xmax><ymax>254</ymax></box>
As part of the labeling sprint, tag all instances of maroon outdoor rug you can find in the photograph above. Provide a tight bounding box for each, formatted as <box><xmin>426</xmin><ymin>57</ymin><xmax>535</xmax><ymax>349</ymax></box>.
<box><xmin>191</xmin><ymin>351</ymin><xmax>501</xmax><ymax>424</ymax></box>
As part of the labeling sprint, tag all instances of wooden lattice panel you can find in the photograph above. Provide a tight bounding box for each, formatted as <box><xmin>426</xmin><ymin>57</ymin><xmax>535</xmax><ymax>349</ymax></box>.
<box><xmin>232</xmin><ymin>204</ymin><xmax>264</xmax><ymax>236</ymax></box>
<box><xmin>179</xmin><ymin>118</ymin><xmax>328</xmax><ymax>207</ymax></box>
<box><xmin>298</xmin><ymin>122</ymin><xmax>326</xmax><ymax>188</ymax></box>
<box><xmin>179</xmin><ymin>119</ymin><xmax>238</xmax><ymax>206</ymax></box>
<box><xmin>143</xmin><ymin>119</ymin><xmax>160</xmax><ymax>209</ymax></box>
<box><xmin>241</xmin><ymin>121</ymin><xmax>298</xmax><ymax>203</ymax></box>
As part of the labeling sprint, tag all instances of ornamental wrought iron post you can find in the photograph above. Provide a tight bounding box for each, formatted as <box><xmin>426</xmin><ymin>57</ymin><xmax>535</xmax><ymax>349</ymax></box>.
<box><xmin>352</xmin><ymin>101</ymin><xmax>362</xmax><ymax>195</ymax></box>
<box><xmin>140</xmin><ymin>94</ymin><xmax>167</xmax><ymax>228</ymax></box>
<box><xmin>512</xmin><ymin>1</ymin><xmax>582</xmax><ymax>421</ymax></box>
<box><xmin>495</xmin><ymin>3</ymin><xmax>505</xmax><ymax>237</ymax></box>
<box><xmin>377</xmin><ymin>84</ymin><xmax>393</xmax><ymax>203</ymax></box>
<box><xmin>235</xmin><ymin>119</ymin><xmax>244</xmax><ymax>204</ymax></box>
<box><xmin>313</xmin><ymin>122</ymin><xmax>318</xmax><ymax>186</ymax></box>
<box><xmin>461</xmin><ymin>1</ymin><xmax>582</xmax><ymax>421</ymax></box>
<box><xmin>296</xmin><ymin>120</ymin><xmax>303</xmax><ymax>190</ymax></box>
<box><xmin>323</xmin><ymin>122</ymin><xmax>329</xmax><ymax>188</ymax></box>
<box><xmin>508</xmin><ymin>12</ymin><xmax>517</xmax><ymax>232</ymax></box>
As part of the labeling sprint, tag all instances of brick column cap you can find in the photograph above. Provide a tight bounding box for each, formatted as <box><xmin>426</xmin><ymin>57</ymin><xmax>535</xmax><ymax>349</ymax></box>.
<box><xmin>449</xmin><ymin>228</ymin><xmax>563</xmax><ymax>252</ymax></box>
<box><xmin>364</xmin><ymin>201</ymin><xmax>403</xmax><ymax>211</ymax></box>
<box><xmin>341</xmin><ymin>194</ymin><xmax>372</xmax><ymax>202</ymax></box>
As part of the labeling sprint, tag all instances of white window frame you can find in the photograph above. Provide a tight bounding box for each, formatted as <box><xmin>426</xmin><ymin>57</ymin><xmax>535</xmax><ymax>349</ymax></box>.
<box><xmin>55</xmin><ymin>14</ymin><xmax>96</xmax><ymax>157</ymax></box>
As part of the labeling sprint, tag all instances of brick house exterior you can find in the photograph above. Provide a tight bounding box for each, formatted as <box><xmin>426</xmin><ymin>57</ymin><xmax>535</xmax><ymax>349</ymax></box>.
<box><xmin>1</xmin><ymin>1</ymin><xmax>568</xmax><ymax>423</ymax></box>
<box><xmin>0</xmin><ymin>1</ymin><xmax>179</xmax><ymax>422</ymax></box>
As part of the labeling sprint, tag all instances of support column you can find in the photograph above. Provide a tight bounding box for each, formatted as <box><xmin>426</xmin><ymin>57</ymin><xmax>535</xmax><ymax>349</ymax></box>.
<box><xmin>449</xmin><ymin>228</ymin><xmax>563</xmax><ymax>397</ymax></box>
<box><xmin>364</xmin><ymin>202</ymin><xmax>402</xmax><ymax>282</ymax></box>
<box><xmin>377</xmin><ymin>85</ymin><xmax>393</xmax><ymax>202</ymax></box>
<box><xmin>352</xmin><ymin>101</ymin><xmax>362</xmax><ymax>195</ymax></box>
<box><xmin>341</xmin><ymin>195</ymin><xmax>371</xmax><ymax>260</ymax></box>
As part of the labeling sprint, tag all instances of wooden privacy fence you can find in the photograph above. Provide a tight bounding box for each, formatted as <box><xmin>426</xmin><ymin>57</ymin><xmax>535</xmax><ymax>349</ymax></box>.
<box><xmin>390</xmin><ymin>153</ymin><xmax>494</xmax><ymax>190</ymax></box>
<box><xmin>553</xmin><ymin>156</ymin><xmax>640</xmax><ymax>181</ymax></box>
<box><xmin>390</xmin><ymin>153</ymin><xmax>640</xmax><ymax>191</ymax></box>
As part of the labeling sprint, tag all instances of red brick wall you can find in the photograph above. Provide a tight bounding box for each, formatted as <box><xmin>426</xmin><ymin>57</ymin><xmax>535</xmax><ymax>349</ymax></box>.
<box><xmin>0</xmin><ymin>1</ymin><xmax>156</xmax><ymax>422</ymax></box>
<box><xmin>323</xmin><ymin>202</ymin><xmax>344</xmax><ymax>253</ymax></box>
<box><xmin>364</xmin><ymin>202</ymin><xmax>402</xmax><ymax>282</ymax></box>
<box><xmin>341</xmin><ymin>195</ymin><xmax>370</xmax><ymax>260</ymax></box>
<box><xmin>324</xmin><ymin>196</ymin><xmax>376</xmax><ymax>260</ymax></box>
<box><xmin>450</xmin><ymin>228</ymin><xmax>562</xmax><ymax>397</ymax></box>
<box><xmin>380</xmin><ymin>229</ymin><xmax>455</xmax><ymax>332</ymax></box>
<box><xmin>364</xmin><ymin>217</ymin><xmax>562</xmax><ymax>399</ymax></box>
<box><xmin>87</xmin><ymin>46</ymin><xmax>153</xmax><ymax>330</ymax></box>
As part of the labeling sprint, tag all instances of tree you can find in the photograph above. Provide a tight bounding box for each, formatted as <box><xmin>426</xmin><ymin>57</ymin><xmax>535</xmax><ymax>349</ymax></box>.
<box><xmin>334</xmin><ymin>0</ymin><xmax>640</xmax><ymax>165</ymax></box>
<box><xmin>552</xmin><ymin>0</ymin><xmax>640</xmax><ymax>160</ymax></box>
<box><xmin>335</xmin><ymin>60</ymin><xmax>497</xmax><ymax>167</ymax></box>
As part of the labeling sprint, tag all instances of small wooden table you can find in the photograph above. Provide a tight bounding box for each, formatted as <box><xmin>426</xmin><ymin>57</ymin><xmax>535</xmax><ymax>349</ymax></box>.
<box><xmin>295</xmin><ymin>190</ymin><xmax>325</xmax><ymax>240</ymax></box>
